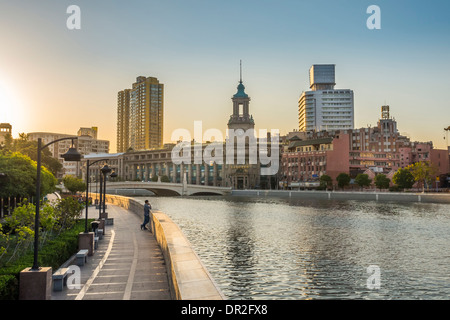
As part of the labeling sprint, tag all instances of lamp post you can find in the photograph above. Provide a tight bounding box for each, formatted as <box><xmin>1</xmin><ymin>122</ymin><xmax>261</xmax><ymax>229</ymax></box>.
<box><xmin>100</xmin><ymin>166</ymin><xmax>117</xmax><ymax>215</ymax></box>
<box><xmin>84</xmin><ymin>159</ymin><xmax>111</xmax><ymax>233</ymax></box>
<box><xmin>103</xmin><ymin>170</ymin><xmax>117</xmax><ymax>215</ymax></box>
<box><xmin>20</xmin><ymin>137</ymin><xmax>80</xmax><ymax>301</ymax></box>
<box><xmin>100</xmin><ymin>164</ymin><xmax>112</xmax><ymax>217</ymax></box>
<box><xmin>33</xmin><ymin>137</ymin><xmax>81</xmax><ymax>270</ymax></box>
<box><xmin>445</xmin><ymin>126</ymin><xmax>450</xmax><ymax>150</ymax></box>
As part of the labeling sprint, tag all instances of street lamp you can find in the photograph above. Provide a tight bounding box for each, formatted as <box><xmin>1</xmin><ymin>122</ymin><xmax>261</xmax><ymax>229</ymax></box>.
<box><xmin>100</xmin><ymin>164</ymin><xmax>112</xmax><ymax>217</ymax></box>
<box><xmin>84</xmin><ymin>159</ymin><xmax>111</xmax><ymax>233</ymax></box>
<box><xmin>105</xmin><ymin>170</ymin><xmax>117</xmax><ymax>210</ymax></box>
<box><xmin>445</xmin><ymin>126</ymin><xmax>450</xmax><ymax>150</ymax></box>
<box><xmin>33</xmin><ymin>137</ymin><xmax>81</xmax><ymax>271</ymax></box>
<box><xmin>111</xmin><ymin>170</ymin><xmax>118</xmax><ymax>179</ymax></box>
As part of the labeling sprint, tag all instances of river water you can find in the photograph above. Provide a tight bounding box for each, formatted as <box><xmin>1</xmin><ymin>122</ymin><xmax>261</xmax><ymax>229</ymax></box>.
<box><xmin>136</xmin><ymin>195</ymin><xmax>450</xmax><ymax>300</ymax></box>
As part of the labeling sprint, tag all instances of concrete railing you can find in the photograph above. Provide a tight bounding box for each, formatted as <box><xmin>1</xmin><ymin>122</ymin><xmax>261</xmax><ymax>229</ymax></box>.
<box><xmin>232</xmin><ymin>189</ymin><xmax>450</xmax><ymax>203</ymax></box>
<box><xmin>102</xmin><ymin>194</ymin><xmax>225</xmax><ymax>300</ymax></box>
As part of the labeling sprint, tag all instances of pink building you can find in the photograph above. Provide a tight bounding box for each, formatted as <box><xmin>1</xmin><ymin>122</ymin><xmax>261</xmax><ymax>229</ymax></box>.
<box><xmin>281</xmin><ymin>105</ymin><xmax>449</xmax><ymax>188</ymax></box>
<box><xmin>281</xmin><ymin>134</ymin><xmax>349</xmax><ymax>187</ymax></box>
<box><xmin>430</xmin><ymin>149</ymin><xmax>450</xmax><ymax>177</ymax></box>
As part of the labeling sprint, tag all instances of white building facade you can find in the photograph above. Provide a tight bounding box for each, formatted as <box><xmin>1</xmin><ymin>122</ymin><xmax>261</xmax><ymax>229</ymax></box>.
<box><xmin>299</xmin><ymin>65</ymin><xmax>354</xmax><ymax>132</ymax></box>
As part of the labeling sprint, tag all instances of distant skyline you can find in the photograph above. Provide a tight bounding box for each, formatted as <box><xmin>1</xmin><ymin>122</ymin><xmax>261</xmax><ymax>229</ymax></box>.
<box><xmin>1</xmin><ymin>0</ymin><xmax>449</xmax><ymax>153</ymax></box>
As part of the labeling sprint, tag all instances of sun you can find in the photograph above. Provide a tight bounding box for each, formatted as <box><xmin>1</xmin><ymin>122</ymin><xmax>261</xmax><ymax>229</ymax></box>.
<box><xmin>0</xmin><ymin>76</ymin><xmax>25</xmax><ymax>135</ymax></box>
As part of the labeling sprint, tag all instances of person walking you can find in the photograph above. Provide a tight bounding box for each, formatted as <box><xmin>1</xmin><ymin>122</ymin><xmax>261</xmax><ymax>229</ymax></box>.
<box><xmin>141</xmin><ymin>200</ymin><xmax>152</xmax><ymax>230</ymax></box>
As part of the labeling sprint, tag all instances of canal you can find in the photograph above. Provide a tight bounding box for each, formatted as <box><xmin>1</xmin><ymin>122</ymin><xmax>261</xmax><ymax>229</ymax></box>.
<box><xmin>135</xmin><ymin>195</ymin><xmax>450</xmax><ymax>300</ymax></box>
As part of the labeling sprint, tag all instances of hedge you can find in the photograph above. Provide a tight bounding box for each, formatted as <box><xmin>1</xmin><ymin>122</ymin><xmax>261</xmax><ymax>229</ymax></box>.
<box><xmin>0</xmin><ymin>219</ymin><xmax>93</xmax><ymax>300</ymax></box>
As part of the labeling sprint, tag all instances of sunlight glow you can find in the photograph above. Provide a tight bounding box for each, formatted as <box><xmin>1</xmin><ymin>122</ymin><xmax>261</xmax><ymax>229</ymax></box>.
<box><xmin>0</xmin><ymin>78</ymin><xmax>16</xmax><ymax>113</ymax></box>
<box><xmin>0</xmin><ymin>76</ymin><xmax>26</xmax><ymax>137</ymax></box>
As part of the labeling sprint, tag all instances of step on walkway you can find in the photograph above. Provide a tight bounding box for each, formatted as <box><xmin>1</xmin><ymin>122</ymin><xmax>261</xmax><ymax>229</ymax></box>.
<box><xmin>52</xmin><ymin>204</ymin><xmax>172</xmax><ymax>300</ymax></box>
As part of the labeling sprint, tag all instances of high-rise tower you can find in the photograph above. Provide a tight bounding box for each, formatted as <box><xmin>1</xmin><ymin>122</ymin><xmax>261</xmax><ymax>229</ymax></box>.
<box><xmin>117</xmin><ymin>76</ymin><xmax>164</xmax><ymax>152</ymax></box>
<box><xmin>298</xmin><ymin>64</ymin><xmax>354</xmax><ymax>132</ymax></box>
<box><xmin>117</xmin><ymin>89</ymin><xmax>130</xmax><ymax>152</ymax></box>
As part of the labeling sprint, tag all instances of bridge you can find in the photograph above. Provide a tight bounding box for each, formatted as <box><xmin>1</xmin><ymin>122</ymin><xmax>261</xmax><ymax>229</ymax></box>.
<box><xmin>104</xmin><ymin>181</ymin><xmax>232</xmax><ymax>196</ymax></box>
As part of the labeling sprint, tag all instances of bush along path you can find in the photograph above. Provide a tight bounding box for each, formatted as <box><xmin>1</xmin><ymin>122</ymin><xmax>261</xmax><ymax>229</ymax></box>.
<box><xmin>0</xmin><ymin>197</ymin><xmax>87</xmax><ymax>300</ymax></box>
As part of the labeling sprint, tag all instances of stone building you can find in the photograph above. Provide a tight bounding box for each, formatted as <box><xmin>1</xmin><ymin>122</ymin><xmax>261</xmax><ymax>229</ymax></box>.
<box><xmin>223</xmin><ymin>70</ymin><xmax>261</xmax><ymax>189</ymax></box>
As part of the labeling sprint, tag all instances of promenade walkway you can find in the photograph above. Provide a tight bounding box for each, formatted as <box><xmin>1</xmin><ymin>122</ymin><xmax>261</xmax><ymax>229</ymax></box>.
<box><xmin>51</xmin><ymin>204</ymin><xmax>172</xmax><ymax>300</ymax></box>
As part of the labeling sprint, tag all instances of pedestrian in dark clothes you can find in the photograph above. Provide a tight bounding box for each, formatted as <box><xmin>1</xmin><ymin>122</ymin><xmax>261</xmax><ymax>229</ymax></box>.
<box><xmin>141</xmin><ymin>200</ymin><xmax>151</xmax><ymax>230</ymax></box>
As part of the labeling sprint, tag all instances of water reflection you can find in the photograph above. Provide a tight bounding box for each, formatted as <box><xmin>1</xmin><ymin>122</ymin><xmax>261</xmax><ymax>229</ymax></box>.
<box><xmin>225</xmin><ymin>202</ymin><xmax>258</xmax><ymax>298</ymax></box>
<box><xmin>140</xmin><ymin>196</ymin><xmax>450</xmax><ymax>299</ymax></box>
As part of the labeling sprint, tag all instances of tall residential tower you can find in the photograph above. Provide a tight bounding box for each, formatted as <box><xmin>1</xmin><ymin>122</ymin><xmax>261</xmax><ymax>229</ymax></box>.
<box><xmin>298</xmin><ymin>65</ymin><xmax>354</xmax><ymax>132</ymax></box>
<box><xmin>117</xmin><ymin>76</ymin><xmax>164</xmax><ymax>152</ymax></box>
<box><xmin>117</xmin><ymin>89</ymin><xmax>131</xmax><ymax>153</ymax></box>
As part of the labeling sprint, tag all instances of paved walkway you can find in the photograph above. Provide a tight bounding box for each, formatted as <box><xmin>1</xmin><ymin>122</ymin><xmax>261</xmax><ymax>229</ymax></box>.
<box><xmin>52</xmin><ymin>204</ymin><xmax>172</xmax><ymax>300</ymax></box>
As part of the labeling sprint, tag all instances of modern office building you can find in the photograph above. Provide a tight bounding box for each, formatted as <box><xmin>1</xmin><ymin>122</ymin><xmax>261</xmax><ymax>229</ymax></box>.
<box><xmin>117</xmin><ymin>76</ymin><xmax>164</xmax><ymax>152</ymax></box>
<box><xmin>298</xmin><ymin>64</ymin><xmax>354</xmax><ymax>132</ymax></box>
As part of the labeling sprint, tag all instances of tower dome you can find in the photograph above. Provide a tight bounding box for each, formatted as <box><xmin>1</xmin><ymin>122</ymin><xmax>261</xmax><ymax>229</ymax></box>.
<box><xmin>233</xmin><ymin>81</ymin><xmax>248</xmax><ymax>98</ymax></box>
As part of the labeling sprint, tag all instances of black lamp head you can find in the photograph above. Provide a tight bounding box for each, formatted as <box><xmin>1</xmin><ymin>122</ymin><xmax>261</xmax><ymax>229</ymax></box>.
<box><xmin>101</xmin><ymin>164</ymin><xmax>112</xmax><ymax>174</ymax></box>
<box><xmin>61</xmin><ymin>147</ymin><xmax>82</xmax><ymax>162</ymax></box>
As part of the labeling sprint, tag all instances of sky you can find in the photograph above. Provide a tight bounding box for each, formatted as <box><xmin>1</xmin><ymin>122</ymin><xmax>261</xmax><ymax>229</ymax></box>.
<box><xmin>0</xmin><ymin>0</ymin><xmax>449</xmax><ymax>153</ymax></box>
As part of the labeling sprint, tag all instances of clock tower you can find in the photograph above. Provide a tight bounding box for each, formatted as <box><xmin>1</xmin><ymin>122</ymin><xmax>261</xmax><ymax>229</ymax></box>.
<box><xmin>227</xmin><ymin>61</ymin><xmax>255</xmax><ymax>131</ymax></box>
<box><xmin>224</xmin><ymin>61</ymin><xmax>260</xmax><ymax>190</ymax></box>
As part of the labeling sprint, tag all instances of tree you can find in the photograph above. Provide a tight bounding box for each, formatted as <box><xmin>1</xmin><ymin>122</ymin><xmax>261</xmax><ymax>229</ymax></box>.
<box><xmin>53</xmin><ymin>197</ymin><xmax>84</xmax><ymax>232</ymax></box>
<box><xmin>374</xmin><ymin>174</ymin><xmax>390</xmax><ymax>190</ymax></box>
<box><xmin>0</xmin><ymin>152</ymin><xmax>57</xmax><ymax>198</ymax></box>
<box><xmin>160</xmin><ymin>175</ymin><xmax>170</xmax><ymax>183</ymax></box>
<box><xmin>0</xmin><ymin>133</ymin><xmax>62</xmax><ymax>176</ymax></box>
<box><xmin>62</xmin><ymin>175</ymin><xmax>86</xmax><ymax>195</ymax></box>
<box><xmin>336</xmin><ymin>173</ymin><xmax>351</xmax><ymax>190</ymax></box>
<box><xmin>319</xmin><ymin>174</ymin><xmax>332</xmax><ymax>190</ymax></box>
<box><xmin>392</xmin><ymin>168</ymin><xmax>415</xmax><ymax>190</ymax></box>
<box><xmin>355</xmin><ymin>174</ymin><xmax>372</xmax><ymax>189</ymax></box>
<box><xmin>406</xmin><ymin>161</ymin><xmax>438</xmax><ymax>192</ymax></box>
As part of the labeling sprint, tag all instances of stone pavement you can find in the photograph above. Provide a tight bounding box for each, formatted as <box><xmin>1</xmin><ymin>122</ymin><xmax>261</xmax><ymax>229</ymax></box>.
<box><xmin>51</xmin><ymin>204</ymin><xmax>172</xmax><ymax>300</ymax></box>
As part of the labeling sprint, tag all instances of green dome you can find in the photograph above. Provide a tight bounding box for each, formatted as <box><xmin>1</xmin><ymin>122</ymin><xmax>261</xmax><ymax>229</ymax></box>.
<box><xmin>233</xmin><ymin>81</ymin><xmax>248</xmax><ymax>98</ymax></box>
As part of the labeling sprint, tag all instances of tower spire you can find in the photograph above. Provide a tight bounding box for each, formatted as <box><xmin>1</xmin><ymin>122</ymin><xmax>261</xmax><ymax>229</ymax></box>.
<box><xmin>240</xmin><ymin>60</ymin><xmax>242</xmax><ymax>83</ymax></box>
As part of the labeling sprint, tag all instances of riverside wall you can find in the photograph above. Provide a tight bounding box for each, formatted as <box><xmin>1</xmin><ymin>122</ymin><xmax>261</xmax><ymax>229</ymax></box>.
<box><xmin>231</xmin><ymin>189</ymin><xmax>450</xmax><ymax>203</ymax></box>
<box><xmin>101</xmin><ymin>194</ymin><xmax>225</xmax><ymax>300</ymax></box>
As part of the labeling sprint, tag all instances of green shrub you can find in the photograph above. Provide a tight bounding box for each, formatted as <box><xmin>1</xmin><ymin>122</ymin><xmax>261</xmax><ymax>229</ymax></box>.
<box><xmin>0</xmin><ymin>219</ymin><xmax>91</xmax><ymax>300</ymax></box>
<box><xmin>0</xmin><ymin>275</ymin><xmax>18</xmax><ymax>300</ymax></box>
<box><xmin>389</xmin><ymin>185</ymin><xmax>402</xmax><ymax>192</ymax></box>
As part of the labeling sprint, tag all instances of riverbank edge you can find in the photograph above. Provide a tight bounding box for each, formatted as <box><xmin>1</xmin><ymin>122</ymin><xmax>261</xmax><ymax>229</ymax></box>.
<box><xmin>231</xmin><ymin>189</ymin><xmax>450</xmax><ymax>203</ymax></box>
<box><xmin>101</xmin><ymin>194</ymin><xmax>225</xmax><ymax>300</ymax></box>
